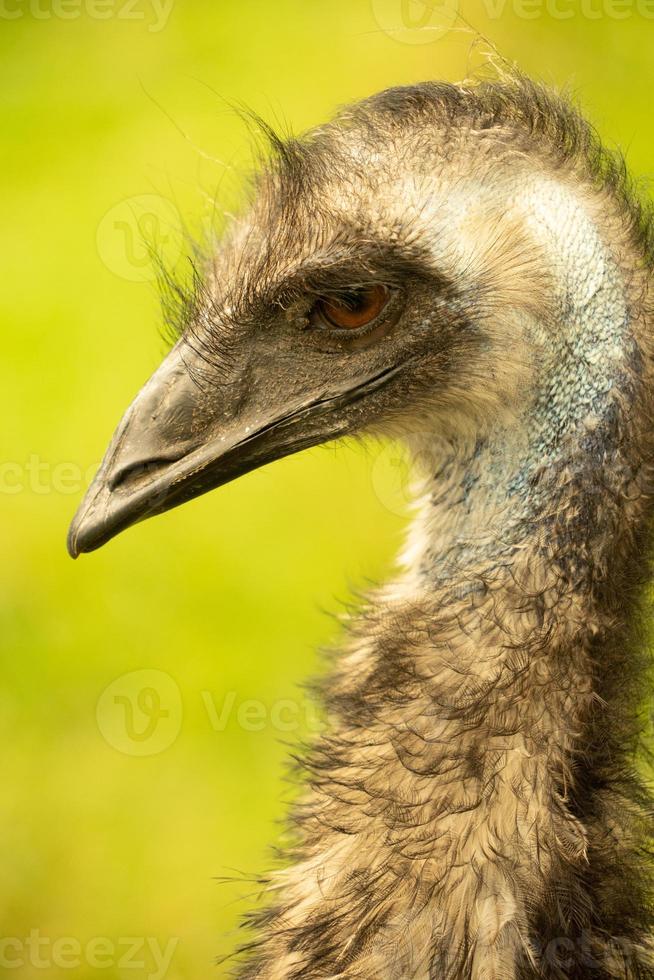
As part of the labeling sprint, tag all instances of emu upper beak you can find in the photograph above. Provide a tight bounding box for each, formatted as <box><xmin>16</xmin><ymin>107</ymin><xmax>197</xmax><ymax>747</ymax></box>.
<box><xmin>67</xmin><ymin>342</ymin><xmax>402</xmax><ymax>558</ymax></box>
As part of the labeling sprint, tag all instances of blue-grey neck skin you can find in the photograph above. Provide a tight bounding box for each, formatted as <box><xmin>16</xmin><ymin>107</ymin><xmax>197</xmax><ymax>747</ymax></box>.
<box><xmin>399</xmin><ymin>173</ymin><xmax>635</xmax><ymax>589</ymax></box>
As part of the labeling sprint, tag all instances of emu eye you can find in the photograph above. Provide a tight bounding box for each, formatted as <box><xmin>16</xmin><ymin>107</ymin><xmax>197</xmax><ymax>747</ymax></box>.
<box><xmin>311</xmin><ymin>284</ymin><xmax>390</xmax><ymax>330</ymax></box>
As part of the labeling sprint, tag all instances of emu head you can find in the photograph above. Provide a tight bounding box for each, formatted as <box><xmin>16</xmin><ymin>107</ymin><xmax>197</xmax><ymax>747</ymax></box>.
<box><xmin>67</xmin><ymin>81</ymin><xmax>618</xmax><ymax>558</ymax></box>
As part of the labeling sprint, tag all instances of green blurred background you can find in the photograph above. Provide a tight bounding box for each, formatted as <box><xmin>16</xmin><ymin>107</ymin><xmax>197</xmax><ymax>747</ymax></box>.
<box><xmin>2</xmin><ymin>2</ymin><xmax>653</xmax><ymax>977</ymax></box>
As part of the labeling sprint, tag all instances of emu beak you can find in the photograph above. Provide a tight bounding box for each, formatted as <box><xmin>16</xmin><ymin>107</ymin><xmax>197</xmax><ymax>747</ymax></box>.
<box><xmin>67</xmin><ymin>342</ymin><xmax>402</xmax><ymax>558</ymax></box>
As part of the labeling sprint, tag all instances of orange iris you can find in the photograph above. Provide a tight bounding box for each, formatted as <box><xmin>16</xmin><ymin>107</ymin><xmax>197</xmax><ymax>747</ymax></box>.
<box><xmin>315</xmin><ymin>284</ymin><xmax>389</xmax><ymax>330</ymax></box>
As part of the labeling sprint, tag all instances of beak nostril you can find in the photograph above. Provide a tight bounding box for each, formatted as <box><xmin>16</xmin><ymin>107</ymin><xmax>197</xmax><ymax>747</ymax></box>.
<box><xmin>109</xmin><ymin>456</ymin><xmax>182</xmax><ymax>493</ymax></box>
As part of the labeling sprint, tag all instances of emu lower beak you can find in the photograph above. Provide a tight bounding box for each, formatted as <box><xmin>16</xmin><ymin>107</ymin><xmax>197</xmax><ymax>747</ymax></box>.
<box><xmin>67</xmin><ymin>344</ymin><xmax>401</xmax><ymax>558</ymax></box>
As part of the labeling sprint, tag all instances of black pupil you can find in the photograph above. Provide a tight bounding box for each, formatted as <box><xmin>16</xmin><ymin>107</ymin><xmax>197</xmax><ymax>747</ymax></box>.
<box><xmin>342</xmin><ymin>290</ymin><xmax>369</xmax><ymax>311</ymax></box>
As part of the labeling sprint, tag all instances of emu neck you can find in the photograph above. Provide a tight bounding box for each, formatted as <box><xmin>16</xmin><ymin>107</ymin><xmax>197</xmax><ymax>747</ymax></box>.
<box><xmin>406</xmin><ymin>176</ymin><xmax>636</xmax><ymax>595</ymax></box>
<box><xmin>365</xmin><ymin>183</ymin><xmax>653</xmax><ymax>975</ymax></box>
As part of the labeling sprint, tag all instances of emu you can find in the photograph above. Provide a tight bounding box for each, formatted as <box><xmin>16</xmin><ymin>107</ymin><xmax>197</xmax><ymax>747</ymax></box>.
<box><xmin>68</xmin><ymin>76</ymin><xmax>654</xmax><ymax>978</ymax></box>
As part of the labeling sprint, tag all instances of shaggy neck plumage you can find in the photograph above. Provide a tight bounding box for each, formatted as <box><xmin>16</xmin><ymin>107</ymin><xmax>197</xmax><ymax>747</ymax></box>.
<box><xmin>374</xmin><ymin>180</ymin><xmax>652</xmax><ymax>976</ymax></box>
